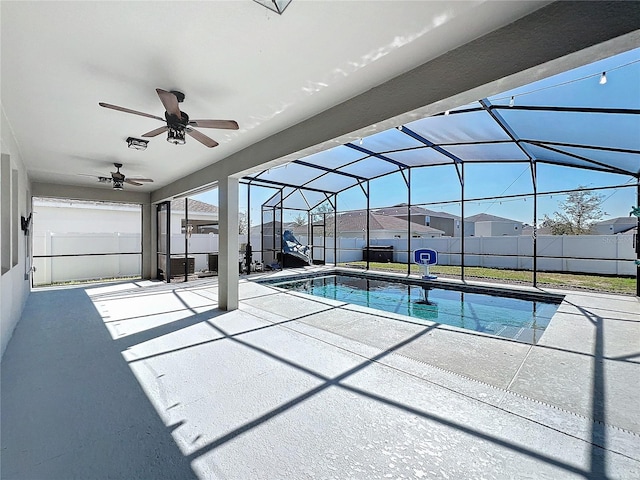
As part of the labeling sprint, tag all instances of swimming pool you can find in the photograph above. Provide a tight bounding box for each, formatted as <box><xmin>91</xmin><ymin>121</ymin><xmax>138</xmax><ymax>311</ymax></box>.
<box><xmin>266</xmin><ymin>274</ymin><xmax>562</xmax><ymax>344</ymax></box>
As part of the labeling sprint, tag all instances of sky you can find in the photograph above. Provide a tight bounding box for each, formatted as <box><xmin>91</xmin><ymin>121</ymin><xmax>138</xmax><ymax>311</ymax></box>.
<box><xmin>193</xmin><ymin>47</ymin><xmax>640</xmax><ymax>226</ymax></box>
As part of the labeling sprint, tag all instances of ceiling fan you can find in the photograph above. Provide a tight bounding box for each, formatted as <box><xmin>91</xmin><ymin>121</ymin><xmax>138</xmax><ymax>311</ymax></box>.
<box><xmin>99</xmin><ymin>89</ymin><xmax>239</xmax><ymax>148</ymax></box>
<box><xmin>81</xmin><ymin>163</ymin><xmax>153</xmax><ymax>190</ymax></box>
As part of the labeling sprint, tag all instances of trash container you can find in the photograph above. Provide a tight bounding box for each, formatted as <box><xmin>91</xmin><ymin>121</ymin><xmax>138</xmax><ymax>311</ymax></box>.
<box><xmin>208</xmin><ymin>253</ymin><xmax>219</xmax><ymax>272</ymax></box>
<box><xmin>362</xmin><ymin>245</ymin><xmax>393</xmax><ymax>262</ymax></box>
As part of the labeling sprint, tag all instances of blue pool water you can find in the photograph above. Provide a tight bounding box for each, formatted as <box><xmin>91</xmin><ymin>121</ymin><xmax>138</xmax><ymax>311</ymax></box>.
<box><xmin>268</xmin><ymin>274</ymin><xmax>561</xmax><ymax>344</ymax></box>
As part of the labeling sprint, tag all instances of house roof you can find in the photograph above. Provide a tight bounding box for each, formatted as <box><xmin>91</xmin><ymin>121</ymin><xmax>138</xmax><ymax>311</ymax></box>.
<box><xmin>594</xmin><ymin>216</ymin><xmax>637</xmax><ymax>225</ymax></box>
<box><xmin>375</xmin><ymin>205</ymin><xmax>460</xmax><ymax>220</ymax></box>
<box><xmin>172</xmin><ymin>198</ymin><xmax>218</xmax><ymax>215</ymax></box>
<box><xmin>249</xmin><ymin>221</ymin><xmax>303</xmax><ymax>235</ymax></box>
<box><xmin>465</xmin><ymin>213</ymin><xmax>520</xmax><ymax>223</ymax></box>
<box><xmin>326</xmin><ymin>211</ymin><xmax>444</xmax><ymax>235</ymax></box>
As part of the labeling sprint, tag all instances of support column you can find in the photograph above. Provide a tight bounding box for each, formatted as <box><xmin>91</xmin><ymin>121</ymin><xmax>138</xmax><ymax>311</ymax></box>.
<box><xmin>532</xmin><ymin>161</ymin><xmax>538</xmax><ymax>287</ymax></box>
<box><xmin>141</xmin><ymin>202</ymin><xmax>153</xmax><ymax>279</ymax></box>
<box><xmin>333</xmin><ymin>194</ymin><xmax>337</xmax><ymax>266</ymax></box>
<box><xmin>460</xmin><ymin>162</ymin><xmax>465</xmax><ymax>281</ymax></box>
<box><xmin>406</xmin><ymin>168</ymin><xmax>411</xmax><ymax>276</ymax></box>
<box><xmin>366</xmin><ymin>181</ymin><xmax>370</xmax><ymax>270</ymax></box>
<box><xmin>219</xmin><ymin>176</ymin><xmax>239</xmax><ymax>310</ymax></box>
<box><xmin>636</xmin><ymin>178</ymin><xmax>639</xmax><ymax>297</ymax></box>
<box><xmin>184</xmin><ymin>198</ymin><xmax>189</xmax><ymax>282</ymax></box>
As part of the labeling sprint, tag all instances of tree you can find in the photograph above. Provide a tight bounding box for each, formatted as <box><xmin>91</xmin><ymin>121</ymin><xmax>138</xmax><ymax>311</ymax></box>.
<box><xmin>310</xmin><ymin>201</ymin><xmax>335</xmax><ymax>236</ymax></box>
<box><xmin>310</xmin><ymin>201</ymin><xmax>334</xmax><ymax>220</ymax></box>
<box><xmin>238</xmin><ymin>211</ymin><xmax>248</xmax><ymax>235</ymax></box>
<box><xmin>541</xmin><ymin>187</ymin><xmax>604</xmax><ymax>235</ymax></box>
<box><xmin>291</xmin><ymin>213</ymin><xmax>307</xmax><ymax>227</ymax></box>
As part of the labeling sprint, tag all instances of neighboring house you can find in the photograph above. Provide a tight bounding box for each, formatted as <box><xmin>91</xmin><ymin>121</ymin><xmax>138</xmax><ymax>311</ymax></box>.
<box><xmin>250</xmin><ymin>221</ymin><xmax>305</xmax><ymax>238</ymax></box>
<box><xmin>465</xmin><ymin>213</ymin><xmax>523</xmax><ymax>237</ymax></box>
<box><xmin>375</xmin><ymin>205</ymin><xmax>461</xmax><ymax>237</ymax></box>
<box><xmin>522</xmin><ymin>224</ymin><xmax>553</xmax><ymax>236</ymax></box>
<box><xmin>326</xmin><ymin>210</ymin><xmax>444</xmax><ymax>239</ymax></box>
<box><xmin>172</xmin><ymin>198</ymin><xmax>219</xmax><ymax>234</ymax></box>
<box><xmin>592</xmin><ymin>217</ymin><xmax>637</xmax><ymax>235</ymax></box>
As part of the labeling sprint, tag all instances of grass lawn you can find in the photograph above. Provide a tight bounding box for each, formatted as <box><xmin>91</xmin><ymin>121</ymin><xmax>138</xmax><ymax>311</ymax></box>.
<box><xmin>340</xmin><ymin>261</ymin><xmax>637</xmax><ymax>295</ymax></box>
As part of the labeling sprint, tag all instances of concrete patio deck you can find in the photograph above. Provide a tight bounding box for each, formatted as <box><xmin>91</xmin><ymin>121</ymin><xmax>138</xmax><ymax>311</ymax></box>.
<box><xmin>2</xmin><ymin>268</ymin><xmax>639</xmax><ymax>479</ymax></box>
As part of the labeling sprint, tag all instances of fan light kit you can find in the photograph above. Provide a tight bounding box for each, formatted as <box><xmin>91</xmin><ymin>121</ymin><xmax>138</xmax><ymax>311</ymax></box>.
<box><xmin>80</xmin><ymin>163</ymin><xmax>154</xmax><ymax>190</ymax></box>
<box><xmin>126</xmin><ymin>137</ymin><xmax>148</xmax><ymax>150</ymax></box>
<box><xmin>167</xmin><ymin>126</ymin><xmax>186</xmax><ymax>145</ymax></box>
<box><xmin>100</xmin><ymin>89</ymin><xmax>239</xmax><ymax>148</ymax></box>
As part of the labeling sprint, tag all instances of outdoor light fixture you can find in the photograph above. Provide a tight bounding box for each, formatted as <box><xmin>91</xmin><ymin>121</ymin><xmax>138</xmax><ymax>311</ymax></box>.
<box><xmin>599</xmin><ymin>71</ymin><xmax>607</xmax><ymax>85</ymax></box>
<box><xmin>253</xmin><ymin>0</ymin><xmax>292</xmax><ymax>15</ymax></box>
<box><xmin>167</xmin><ymin>127</ymin><xmax>186</xmax><ymax>145</ymax></box>
<box><xmin>509</xmin><ymin>96</ymin><xmax>515</xmax><ymax>107</ymax></box>
<box><xmin>126</xmin><ymin>137</ymin><xmax>148</xmax><ymax>150</ymax></box>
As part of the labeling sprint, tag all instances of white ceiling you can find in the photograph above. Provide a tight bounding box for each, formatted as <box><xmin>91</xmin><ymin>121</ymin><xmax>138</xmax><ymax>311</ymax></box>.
<box><xmin>1</xmin><ymin>0</ymin><xmax>551</xmax><ymax>193</ymax></box>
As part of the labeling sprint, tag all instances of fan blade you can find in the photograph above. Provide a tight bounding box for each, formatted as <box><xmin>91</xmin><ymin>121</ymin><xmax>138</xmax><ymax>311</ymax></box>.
<box><xmin>124</xmin><ymin>179</ymin><xmax>144</xmax><ymax>186</ymax></box>
<box><xmin>189</xmin><ymin>119</ymin><xmax>239</xmax><ymax>130</ymax></box>
<box><xmin>78</xmin><ymin>173</ymin><xmax>112</xmax><ymax>183</ymax></box>
<box><xmin>156</xmin><ymin>89</ymin><xmax>181</xmax><ymax>117</ymax></box>
<box><xmin>128</xmin><ymin>178</ymin><xmax>154</xmax><ymax>183</ymax></box>
<box><xmin>142</xmin><ymin>126</ymin><xmax>168</xmax><ymax>137</ymax></box>
<box><xmin>99</xmin><ymin>103</ymin><xmax>164</xmax><ymax>122</ymax></box>
<box><xmin>186</xmin><ymin>128</ymin><xmax>219</xmax><ymax>148</ymax></box>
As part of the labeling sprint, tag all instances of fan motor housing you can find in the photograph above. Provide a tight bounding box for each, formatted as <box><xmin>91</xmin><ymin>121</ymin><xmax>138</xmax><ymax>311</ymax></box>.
<box><xmin>165</xmin><ymin>110</ymin><xmax>189</xmax><ymax>128</ymax></box>
<box><xmin>170</xmin><ymin>90</ymin><xmax>185</xmax><ymax>103</ymax></box>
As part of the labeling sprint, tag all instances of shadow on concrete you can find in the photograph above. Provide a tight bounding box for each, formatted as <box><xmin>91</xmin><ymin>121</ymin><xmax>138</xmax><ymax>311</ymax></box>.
<box><xmin>574</xmin><ymin>303</ymin><xmax>609</xmax><ymax>480</ymax></box>
<box><xmin>2</xmin><ymin>282</ymin><xmax>624</xmax><ymax>480</ymax></box>
<box><xmin>177</xmin><ymin>310</ymin><xmax>603</xmax><ymax>479</ymax></box>
<box><xmin>0</xmin><ymin>288</ymin><xmax>197</xmax><ymax>480</ymax></box>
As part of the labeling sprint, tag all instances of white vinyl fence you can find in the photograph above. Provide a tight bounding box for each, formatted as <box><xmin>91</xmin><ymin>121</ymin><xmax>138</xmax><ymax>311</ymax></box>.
<box><xmin>32</xmin><ymin>232</ymin><xmax>636</xmax><ymax>285</ymax></box>
<box><xmin>32</xmin><ymin>233</ymin><xmax>260</xmax><ymax>285</ymax></box>
<box><xmin>168</xmin><ymin>233</ymin><xmax>256</xmax><ymax>272</ymax></box>
<box><xmin>33</xmin><ymin>232</ymin><xmax>142</xmax><ymax>286</ymax></box>
<box><xmin>298</xmin><ymin>234</ymin><xmax>636</xmax><ymax>276</ymax></box>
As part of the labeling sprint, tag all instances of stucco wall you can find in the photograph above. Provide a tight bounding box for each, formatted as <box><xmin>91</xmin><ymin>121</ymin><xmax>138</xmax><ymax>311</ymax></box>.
<box><xmin>474</xmin><ymin>221</ymin><xmax>523</xmax><ymax>237</ymax></box>
<box><xmin>1</xmin><ymin>109</ymin><xmax>32</xmax><ymax>359</ymax></box>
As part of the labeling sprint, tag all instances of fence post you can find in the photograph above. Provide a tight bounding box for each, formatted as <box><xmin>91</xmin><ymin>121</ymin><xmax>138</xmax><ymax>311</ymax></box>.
<box><xmin>45</xmin><ymin>231</ymin><xmax>52</xmax><ymax>285</ymax></box>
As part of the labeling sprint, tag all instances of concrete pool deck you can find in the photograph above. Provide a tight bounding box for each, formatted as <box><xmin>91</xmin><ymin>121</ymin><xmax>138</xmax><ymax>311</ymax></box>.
<box><xmin>1</xmin><ymin>267</ymin><xmax>639</xmax><ymax>479</ymax></box>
